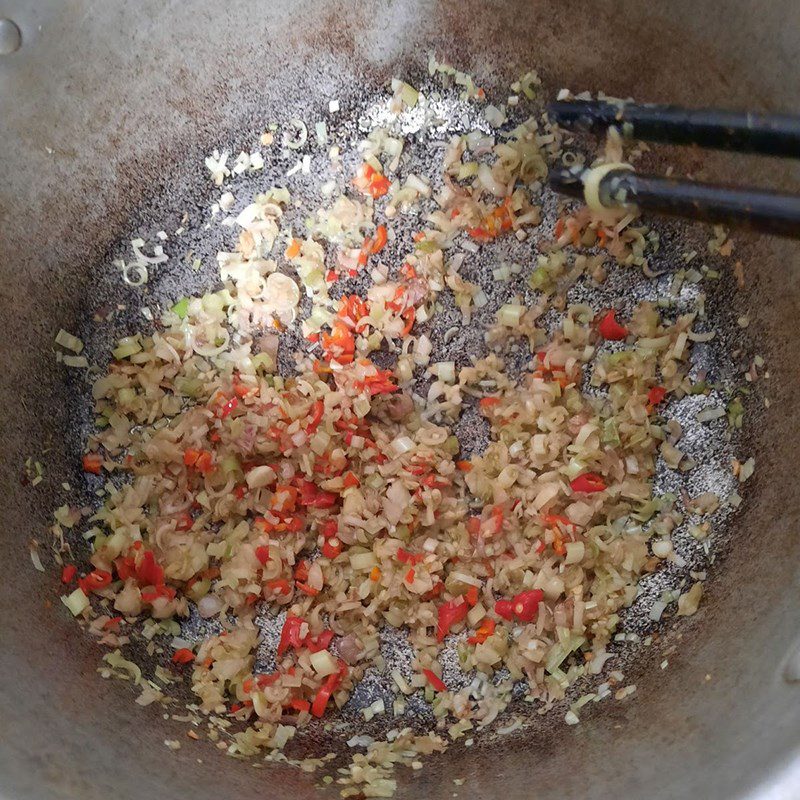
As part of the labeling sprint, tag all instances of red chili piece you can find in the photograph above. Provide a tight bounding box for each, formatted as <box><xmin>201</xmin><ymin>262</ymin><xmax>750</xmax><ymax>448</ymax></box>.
<box><xmin>184</xmin><ymin>448</ymin><xmax>214</xmax><ymax>474</ymax></box>
<box><xmin>512</xmin><ymin>589</ymin><xmax>544</xmax><ymax>622</ymax></box>
<box><xmin>647</xmin><ymin>385</ymin><xmax>667</xmax><ymax>406</ymax></box>
<box><xmin>570</xmin><ymin>473</ymin><xmax>607</xmax><ymax>494</ymax></box>
<box><xmin>136</xmin><ymin>550</ymin><xmax>165</xmax><ymax>586</ymax></box>
<box><xmin>140</xmin><ymin>584</ymin><xmax>176</xmax><ymax>603</ymax></box>
<box><xmin>423</xmin><ymin>668</ymin><xmax>447</xmax><ymax>692</ymax></box>
<box><xmin>342</xmin><ymin>471</ymin><xmax>360</xmax><ymax>489</ymax></box>
<box><xmin>306</xmin><ymin>630</ymin><xmax>334</xmax><ymax>654</ymax></box>
<box><xmin>82</xmin><ymin>453</ymin><xmax>103</xmax><ymax>475</ymax></box>
<box><xmin>465</xmin><ymin>585</ymin><xmax>479</xmax><ymax>607</ymax></box>
<box><xmin>277</xmin><ymin>616</ymin><xmax>307</xmax><ymax>657</ymax></box>
<box><xmin>494</xmin><ymin>599</ymin><xmax>515</xmax><ymax>621</ymax></box>
<box><xmin>598</xmin><ymin>309</ymin><xmax>628</xmax><ymax>340</ymax></box>
<box><xmin>285</xmin><ymin>697</ymin><xmax>311</xmax><ymax>714</ymax></box>
<box><xmin>468</xmin><ymin>617</ymin><xmax>496</xmax><ymax>644</ymax></box>
<box><xmin>306</xmin><ymin>400</ymin><xmax>324</xmax><ymax>433</ymax></box>
<box><xmin>175</xmin><ymin>512</ymin><xmax>194</xmax><ymax>532</ymax></box>
<box><xmin>321</xmin><ymin>520</ymin><xmax>339</xmax><ymax>539</ymax></box>
<box><xmin>79</xmin><ymin>569</ymin><xmax>112</xmax><ymax>594</ymax></box>
<box><xmin>296</xmin><ymin>479</ymin><xmax>338</xmax><ymax>509</ymax></box>
<box><xmin>311</xmin><ymin>660</ymin><xmax>349</xmax><ymax>717</ymax></box>
<box><xmin>321</xmin><ymin>537</ymin><xmax>343</xmax><ymax>559</ymax></box>
<box><xmin>436</xmin><ymin>600</ymin><xmax>468</xmax><ymax>641</ymax></box>
<box><xmin>396</xmin><ymin>547</ymin><xmax>424</xmax><ymax>566</ymax></box>
<box><xmin>218</xmin><ymin>397</ymin><xmax>239</xmax><ymax>419</ymax></box>
<box><xmin>495</xmin><ymin>589</ymin><xmax>544</xmax><ymax>623</ymax></box>
<box><xmin>266</xmin><ymin>578</ymin><xmax>292</xmax><ymax>597</ymax></box>
<box><xmin>172</xmin><ymin>648</ymin><xmax>196</xmax><ymax>664</ymax></box>
<box><xmin>255</xmin><ymin>672</ymin><xmax>281</xmax><ymax>689</ymax></box>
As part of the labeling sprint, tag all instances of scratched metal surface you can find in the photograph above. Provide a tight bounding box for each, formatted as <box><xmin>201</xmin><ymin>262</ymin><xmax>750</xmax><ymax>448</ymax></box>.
<box><xmin>2</xmin><ymin>2</ymin><xmax>800</xmax><ymax>800</ymax></box>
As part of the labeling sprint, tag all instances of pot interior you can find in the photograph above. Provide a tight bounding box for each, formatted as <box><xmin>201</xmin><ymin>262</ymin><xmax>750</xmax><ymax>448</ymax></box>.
<box><xmin>2</xmin><ymin>2</ymin><xmax>800</xmax><ymax>798</ymax></box>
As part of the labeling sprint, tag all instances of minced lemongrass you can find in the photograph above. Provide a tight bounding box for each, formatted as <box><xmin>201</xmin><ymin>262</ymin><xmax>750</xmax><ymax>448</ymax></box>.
<box><xmin>112</xmin><ymin>336</ymin><xmax>142</xmax><ymax>360</ymax></box>
<box><xmin>431</xmin><ymin>362</ymin><xmax>456</xmax><ymax>383</ymax></box>
<box><xmin>62</xmin><ymin>588</ymin><xmax>89</xmax><ymax>616</ymax></box>
<box><xmin>739</xmin><ymin>457</ymin><xmax>755</xmax><ymax>483</ymax></box>
<box><xmin>677</xmin><ymin>583</ymin><xmax>703</xmax><ymax>616</ymax></box>
<box><xmin>46</xmin><ymin>60</ymin><xmax>750</xmax><ymax>797</ymax></box>
<box><xmin>564</xmin><ymin>541</ymin><xmax>585</xmax><ymax>564</ymax></box>
<box><xmin>55</xmin><ymin>329</ymin><xmax>84</xmax><ymax>354</ymax></box>
<box><xmin>497</xmin><ymin>304</ymin><xmax>525</xmax><ymax>327</ymax></box>
<box><xmin>349</xmin><ymin>552</ymin><xmax>378</xmax><ymax>571</ymax></box>
<box><xmin>391</xmin><ymin>436</ymin><xmax>416</xmax><ymax>455</ymax></box>
<box><xmin>696</xmin><ymin>406</ymin><xmax>726</xmax><ymax>423</ymax></box>
<box><xmin>309</xmin><ymin>650</ymin><xmax>338</xmax><ymax>676</ymax></box>
<box><xmin>29</xmin><ymin>542</ymin><xmax>45</xmax><ymax>572</ymax></box>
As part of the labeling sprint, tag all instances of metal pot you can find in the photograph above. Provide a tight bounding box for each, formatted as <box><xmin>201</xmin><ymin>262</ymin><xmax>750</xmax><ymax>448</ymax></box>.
<box><xmin>1</xmin><ymin>1</ymin><xmax>799</xmax><ymax>798</ymax></box>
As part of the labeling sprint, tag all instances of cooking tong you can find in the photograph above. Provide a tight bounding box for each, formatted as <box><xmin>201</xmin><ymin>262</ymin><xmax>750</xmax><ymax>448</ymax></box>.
<box><xmin>547</xmin><ymin>101</ymin><xmax>800</xmax><ymax>238</ymax></box>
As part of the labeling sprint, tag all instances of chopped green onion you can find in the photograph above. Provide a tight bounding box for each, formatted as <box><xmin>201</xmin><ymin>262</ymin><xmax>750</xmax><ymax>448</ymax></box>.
<box><xmin>315</xmin><ymin>121</ymin><xmax>328</xmax><ymax>146</ymax></box>
<box><xmin>602</xmin><ymin>418</ymin><xmax>621</xmax><ymax>446</ymax></box>
<box><xmin>103</xmin><ymin>649</ymin><xmax>142</xmax><ymax>683</ymax></box>
<box><xmin>443</xmin><ymin>436</ymin><xmax>460</xmax><ymax>456</ymax></box>
<box><xmin>202</xmin><ymin>292</ymin><xmax>226</xmax><ymax>313</ymax></box>
<box><xmin>727</xmin><ymin>397</ymin><xmax>744</xmax><ymax>429</ymax></box>
<box><xmin>171</xmin><ymin>297</ymin><xmax>189</xmax><ymax>319</ymax></box>
<box><xmin>252</xmin><ymin>353</ymin><xmax>275</xmax><ymax>374</ymax></box>
<box><xmin>687</xmin><ymin>381</ymin><xmax>710</xmax><ymax>395</ymax></box>
<box><xmin>528</xmin><ymin>266</ymin><xmax>551</xmax><ymax>292</ymax></box>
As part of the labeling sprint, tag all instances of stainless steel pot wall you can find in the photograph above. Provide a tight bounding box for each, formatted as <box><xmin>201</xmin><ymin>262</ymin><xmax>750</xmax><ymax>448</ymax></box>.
<box><xmin>1</xmin><ymin>1</ymin><xmax>799</xmax><ymax>798</ymax></box>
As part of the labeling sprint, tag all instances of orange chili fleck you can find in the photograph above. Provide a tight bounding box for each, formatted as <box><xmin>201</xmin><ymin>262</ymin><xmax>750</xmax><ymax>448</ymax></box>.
<box><xmin>465</xmin><ymin>585</ymin><xmax>479</xmax><ymax>607</ymax></box>
<box><xmin>400</xmin><ymin>306</ymin><xmax>415</xmax><ymax>337</ymax></box>
<box><xmin>468</xmin><ymin>617</ymin><xmax>496</xmax><ymax>645</ymax></box>
<box><xmin>285</xmin><ymin>238</ymin><xmax>302</xmax><ymax>259</ymax></box>
<box><xmin>82</xmin><ymin>453</ymin><xmax>103</xmax><ymax>475</ymax></box>
<box><xmin>371</xmin><ymin>224</ymin><xmax>388</xmax><ymax>254</ymax></box>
